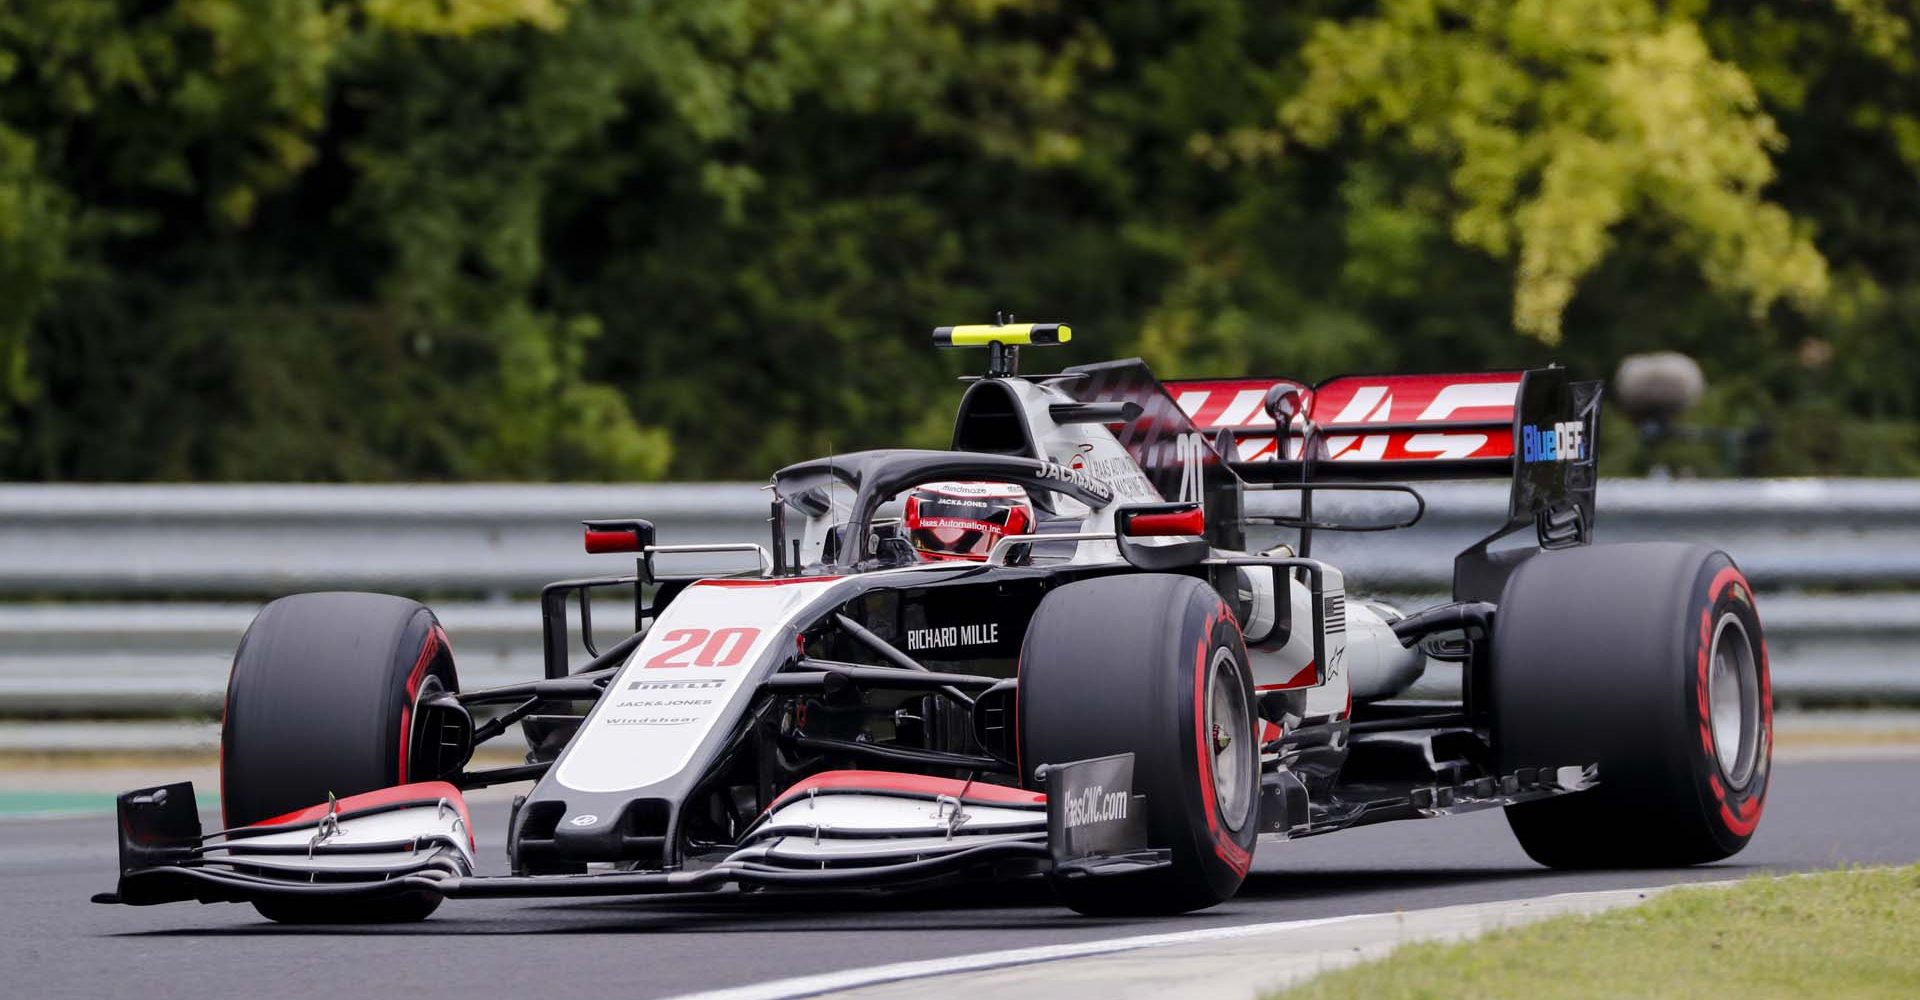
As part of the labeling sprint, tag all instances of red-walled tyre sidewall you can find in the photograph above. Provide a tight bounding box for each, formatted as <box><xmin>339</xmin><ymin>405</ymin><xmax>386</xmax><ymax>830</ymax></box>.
<box><xmin>1018</xmin><ymin>574</ymin><xmax>1259</xmax><ymax>915</ymax></box>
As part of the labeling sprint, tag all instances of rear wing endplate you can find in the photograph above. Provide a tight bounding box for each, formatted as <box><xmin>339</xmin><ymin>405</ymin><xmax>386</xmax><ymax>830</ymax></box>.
<box><xmin>1453</xmin><ymin>367</ymin><xmax>1602</xmax><ymax>601</ymax></box>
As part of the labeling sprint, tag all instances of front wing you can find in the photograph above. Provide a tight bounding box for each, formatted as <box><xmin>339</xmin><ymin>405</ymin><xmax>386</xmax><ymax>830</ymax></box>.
<box><xmin>96</xmin><ymin>756</ymin><xmax>1601</xmax><ymax>910</ymax></box>
<box><xmin>96</xmin><ymin>758</ymin><xmax>1166</xmax><ymax>909</ymax></box>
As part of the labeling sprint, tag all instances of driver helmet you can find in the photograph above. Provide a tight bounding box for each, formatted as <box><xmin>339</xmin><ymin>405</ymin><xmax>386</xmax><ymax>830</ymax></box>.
<box><xmin>903</xmin><ymin>481</ymin><xmax>1035</xmax><ymax>562</ymax></box>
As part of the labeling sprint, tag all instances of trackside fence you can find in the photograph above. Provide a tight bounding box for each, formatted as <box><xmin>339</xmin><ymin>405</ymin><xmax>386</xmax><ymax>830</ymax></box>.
<box><xmin>1</xmin><ymin>480</ymin><xmax>1915</xmax><ymax>718</ymax></box>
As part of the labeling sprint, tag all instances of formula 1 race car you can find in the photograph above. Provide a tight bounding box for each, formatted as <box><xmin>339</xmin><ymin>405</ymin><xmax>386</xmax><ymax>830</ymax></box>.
<box><xmin>97</xmin><ymin>323</ymin><xmax>1771</xmax><ymax>921</ymax></box>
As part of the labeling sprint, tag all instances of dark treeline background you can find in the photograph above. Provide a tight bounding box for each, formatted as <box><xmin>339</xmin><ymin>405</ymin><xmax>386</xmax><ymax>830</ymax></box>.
<box><xmin>2</xmin><ymin>0</ymin><xmax>1916</xmax><ymax>482</ymax></box>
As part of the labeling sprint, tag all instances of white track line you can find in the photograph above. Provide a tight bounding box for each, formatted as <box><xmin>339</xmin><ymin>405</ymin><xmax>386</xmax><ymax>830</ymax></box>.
<box><xmin>662</xmin><ymin>884</ymin><xmax>1710</xmax><ymax>1000</ymax></box>
<box><xmin>661</xmin><ymin>912</ymin><xmax>1363</xmax><ymax>1000</ymax></box>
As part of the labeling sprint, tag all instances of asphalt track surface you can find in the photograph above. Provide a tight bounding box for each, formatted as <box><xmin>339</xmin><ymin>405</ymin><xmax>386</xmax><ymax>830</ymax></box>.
<box><xmin>7</xmin><ymin>757</ymin><xmax>1917</xmax><ymax>1000</ymax></box>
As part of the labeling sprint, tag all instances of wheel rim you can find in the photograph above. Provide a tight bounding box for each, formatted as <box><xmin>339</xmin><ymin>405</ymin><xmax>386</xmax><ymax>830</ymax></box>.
<box><xmin>1707</xmin><ymin>613</ymin><xmax>1761</xmax><ymax>789</ymax></box>
<box><xmin>1206</xmin><ymin>647</ymin><xmax>1253</xmax><ymax>833</ymax></box>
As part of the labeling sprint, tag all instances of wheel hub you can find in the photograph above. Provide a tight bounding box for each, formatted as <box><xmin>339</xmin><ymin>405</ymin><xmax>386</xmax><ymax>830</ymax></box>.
<box><xmin>1706</xmin><ymin>613</ymin><xmax>1762</xmax><ymax>789</ymax></box>
<box><xmin>1205</xmin><ymin>647</ymin><xmax>1253</xmax><ymax>833</ymax></box>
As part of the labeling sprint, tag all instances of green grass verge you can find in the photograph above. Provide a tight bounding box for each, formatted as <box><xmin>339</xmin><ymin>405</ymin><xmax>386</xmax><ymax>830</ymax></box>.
<box><xmin>1270</xmin><ymin>866</ymin><xmax>1920</xmax><ymax>1000</ymax></box>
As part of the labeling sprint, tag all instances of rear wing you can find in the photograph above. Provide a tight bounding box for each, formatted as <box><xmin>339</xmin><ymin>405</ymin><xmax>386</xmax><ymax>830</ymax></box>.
<box><xmin>1129</xmin><ymin>360</ymin><xmax>1591</xmax><ymax>501</ymax></box>
<box><xmin>1166</xmin><ymin>369</ymin><xmax>1601</xmax><ymax>531</ymax></box>
<box><xmin>1068</xmin><ymin>360</ymin><xmax>1599</xmax><ymax>602</ymax></box>
<box><xmin>1166</xmin><ymin>372</ymin><xmax>1524</xmax><ymax>481</ymax></box>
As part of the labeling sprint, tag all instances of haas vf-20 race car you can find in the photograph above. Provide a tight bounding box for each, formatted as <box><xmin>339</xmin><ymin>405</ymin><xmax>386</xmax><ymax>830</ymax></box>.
<box><xmin>98</xmin><ymin>323</ymin><xmax>1771</xmax><ymax>920</ymax></box>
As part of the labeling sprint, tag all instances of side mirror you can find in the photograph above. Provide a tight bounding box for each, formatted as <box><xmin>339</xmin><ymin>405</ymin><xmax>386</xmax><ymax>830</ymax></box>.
<box><xmin>1118</xmin><ymin>503</ymin><xmax>1205</xmax><ymax>538</ymax></box>
<box><xmin>583</xmin><ymin>519</ymin><xmax>656</xmax><ymax>554</ymax></box>
<box><xmin>1263</xmin><ymin>384</ymin><xmax>1308</xmax><ymax>425</ymax></box>
<box><xmin>1115</xmin><ymin>503</ymin><xmax>1209</xmax><ymax>571</ymax></box>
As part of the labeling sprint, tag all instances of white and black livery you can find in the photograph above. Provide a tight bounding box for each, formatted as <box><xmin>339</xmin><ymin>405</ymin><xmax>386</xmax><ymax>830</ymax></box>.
<box><xmin>97</xmin><ymin>323</ymin><xmax>1771</xmax><ymax>920</ymax></box>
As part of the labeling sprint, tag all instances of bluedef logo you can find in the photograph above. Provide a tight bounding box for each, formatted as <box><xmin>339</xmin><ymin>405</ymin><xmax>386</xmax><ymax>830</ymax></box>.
<box><xmin>1521</xmin><ymin>421</ymin><xmax>1586</xmax><ymax>464</ymax></box>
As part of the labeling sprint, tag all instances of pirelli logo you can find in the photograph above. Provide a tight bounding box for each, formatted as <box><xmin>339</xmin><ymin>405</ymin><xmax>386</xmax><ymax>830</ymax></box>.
<box><xmin>627</xmin><ymin>679</ymin><xmax>727</xmax><ymax>691</ymax></box>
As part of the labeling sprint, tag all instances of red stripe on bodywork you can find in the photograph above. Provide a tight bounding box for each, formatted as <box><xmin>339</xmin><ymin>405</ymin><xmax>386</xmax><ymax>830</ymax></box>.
<box><xmin>248</xmin><ymin>780</ymin><xmax>475</xmax><ymax>847</ymax></box>
<box><xmin>1255</xmin><ymin>660</ymin><xmax>1318</xmax><ymax>692</ymax></box>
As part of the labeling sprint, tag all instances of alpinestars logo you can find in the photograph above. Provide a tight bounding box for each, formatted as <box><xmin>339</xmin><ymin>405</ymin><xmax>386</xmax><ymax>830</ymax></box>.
<box><xmin>1063</xmin><ymin>785</ymin><xmax>1129</xmax><ymax>829</ymax></box>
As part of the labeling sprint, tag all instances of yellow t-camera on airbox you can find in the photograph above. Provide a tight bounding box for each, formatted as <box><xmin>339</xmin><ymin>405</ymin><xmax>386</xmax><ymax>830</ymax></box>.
<box><xmin>931</xmin><ymin>322</ymin><xmax>1072</xmax><ymax>348</ymax></box>
<box><xmin>932</xmin><ymin>321</ymin><xmax>1071</xmax><ymax>377</ymax></box>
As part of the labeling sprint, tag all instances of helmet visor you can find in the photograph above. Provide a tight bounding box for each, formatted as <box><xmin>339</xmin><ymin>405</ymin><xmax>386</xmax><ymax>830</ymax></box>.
<box><xmin>906</xmin><ymin>497</ymin><xmax>1022</xmax><ymax>559</ymax></box>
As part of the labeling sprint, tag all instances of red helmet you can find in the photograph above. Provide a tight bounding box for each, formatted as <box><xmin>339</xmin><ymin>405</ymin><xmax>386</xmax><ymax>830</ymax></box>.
<box><xmin>903</xmin><ymin>481</ymin><xmax>1035</xmax><ymax>562</ymax></box>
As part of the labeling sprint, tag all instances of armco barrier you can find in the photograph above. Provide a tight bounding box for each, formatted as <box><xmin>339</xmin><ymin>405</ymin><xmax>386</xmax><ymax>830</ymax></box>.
<box><xmin>0</xmin><ymin>593</ymin><xmax>1911</xmax><ymax>715</ymax></box>
<box><xmin>1</xmin><ymin>480</ymin><xmax>1916</xmax><ymax>714</ymax></box>
<box><xmin>0</xmin><ymin>483</ymin><xmax>771</xmax><ymax>595</ymax></box>
<box><xmin>5</xmin><ymin>479</ymin><xmax>1918</xmax><ymax>594</ymax></box>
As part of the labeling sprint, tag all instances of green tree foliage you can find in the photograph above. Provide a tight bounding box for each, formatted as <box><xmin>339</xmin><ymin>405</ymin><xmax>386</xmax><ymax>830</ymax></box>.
<box><xmin>1280</xmin><ymin>0</ymin><xmax>1829</xmax><ymax>344</ymax></box>
<box><xmin>0</xmin><ymin>0</ymin><xmax>1916</xmax><ymax>481</ymax></box>
<box><xmin>0</xmin><ymin>0</ymin><xmax>667</xmax><ymax>479</ymax></box>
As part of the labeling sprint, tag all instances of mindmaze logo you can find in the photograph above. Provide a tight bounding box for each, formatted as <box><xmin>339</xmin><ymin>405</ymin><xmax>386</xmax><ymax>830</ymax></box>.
<box><xmin>1521</xmin><ymin>421</ymin><xmax>1586</xmax><ymax>464</ymax></box>
<box><xmin>1063</xmin><ymin>784</ymin><xmax>1129</xmax><ymax>829</ymax></box>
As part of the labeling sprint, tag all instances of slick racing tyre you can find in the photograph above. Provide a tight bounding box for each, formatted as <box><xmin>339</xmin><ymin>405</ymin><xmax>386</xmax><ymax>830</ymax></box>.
<box><xmin>1019</xmin><ymin>574</ymin><xmax>1258</xmax><ymax>915</ymax></box>
<box><xmin>1492</xmin><ymin>543</ymin><xmax>1770</xmax><ymax>868</ymax></box>
<box><xmin>222</xmin><ymin>592</ymin><xmax>460</xmax><ymax>922</ymax></box>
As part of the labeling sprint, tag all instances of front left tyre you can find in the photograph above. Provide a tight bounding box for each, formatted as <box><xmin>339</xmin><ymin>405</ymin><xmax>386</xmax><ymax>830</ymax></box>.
<box><xmin>221</xmin><ymin>591</ymin><xmax>459</xmax><ymax>922</ymax></box>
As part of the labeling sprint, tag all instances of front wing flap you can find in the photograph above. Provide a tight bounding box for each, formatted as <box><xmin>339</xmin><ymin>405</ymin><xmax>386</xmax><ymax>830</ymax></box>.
<box><xmin>101</xmin><ymin>781</ymin><xmax>477</xmax><ymax>907</ymax></box>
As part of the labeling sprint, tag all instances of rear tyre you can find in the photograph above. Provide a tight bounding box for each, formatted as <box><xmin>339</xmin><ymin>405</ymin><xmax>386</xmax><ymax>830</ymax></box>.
<box><xmin>1019</xmin><ymin>574</ymin><xmax>1258</xmax><ymax>916</ymax></box>
<box><xmin>1493</xmin><ymin>543</ymin><xmax>1771</xmax><ymax>868</ymax></box>
<box><xmin>221</xmin><ymin>592</ymin><xmax>459</xmax><ymax>923</ymax></box>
